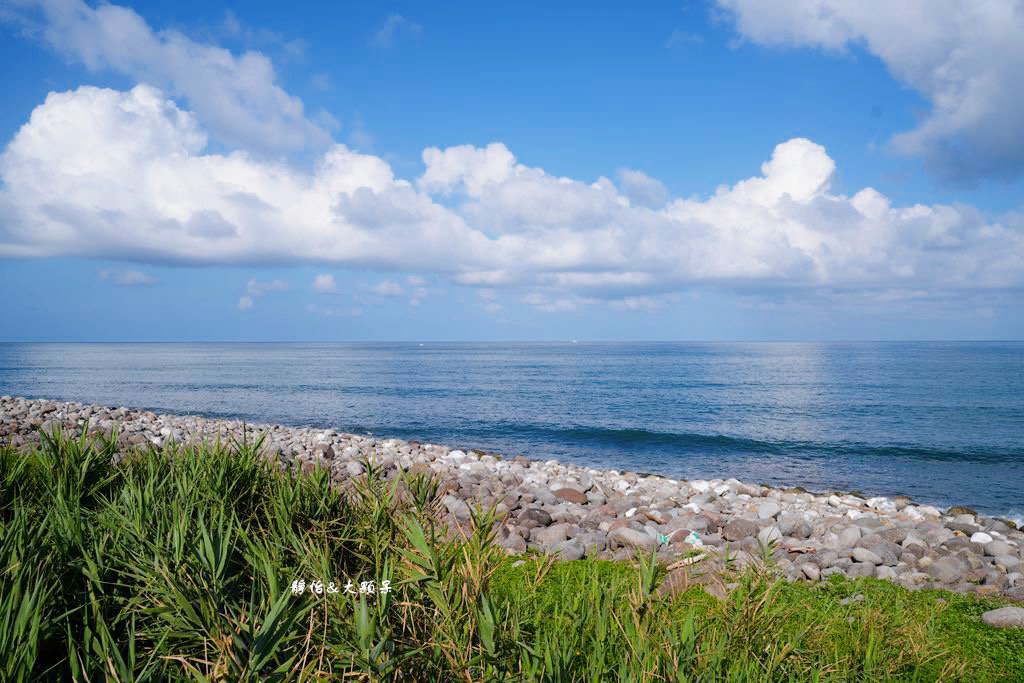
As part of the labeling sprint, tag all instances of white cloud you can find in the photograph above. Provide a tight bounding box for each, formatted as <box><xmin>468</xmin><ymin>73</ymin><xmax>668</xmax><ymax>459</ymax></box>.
<box><xmin>418</xmin><ymin>143</ymin><xmax>519</xmax><ymax>196</ymax></box>
<box><xmin>7</xmin><ymin>0</ymin><xmax>328</xmax><ymax>153</ymax></box>
<box><xmin>1</xmin><ymin>85</ymin><xmax>1022</xmax><ymax>311</ymax></box>
<box><xmin>0</xmin><ymin>85</ymin><xmax>483</xmax><ymax>268</ymax></box>
<box><xmin>408</xmin><ymin>285</ymin><xmax>428</xmax><ymax>307</ymax></box>
<box><xmin>616</xmin><ymin>168</ymin><xmax>668</xmax><ymax>208</ymax></box>
<box><xmin>237</xmin><ymin>277</ymin><xmax>287</xmax><ymax>309</ymax></box>
<box><xmin>371</xmin><ymin>280</ymin><xmax>404</xmax><ymax>296</ymax></box>
<box><xmin>311</xmin><ymin>273</ymin><xmax>338</xmax><ymax>293</ymax></box>
<box><xmin>99</xmin><ymin>268</ymin><xmax>156</xmax><ymax>285</ymax></box>
<box><xmin>717</xmin><ymin>0</ymin><xmax>1024</xmax><ymax>181</ymax></box>
<box><xmin>406</xmin><ymin>275</ymin><xmax>426</xmax><ymax>287</ymax></box>
<box><xmin>370</xmin><ymin>13</ymin><xmax>421</xmax><ymax>48</ymax></box>
<box><xmin>520</xmin><ymin>293</ymin><xmax>588</xmax><ymax>313</ymax></box>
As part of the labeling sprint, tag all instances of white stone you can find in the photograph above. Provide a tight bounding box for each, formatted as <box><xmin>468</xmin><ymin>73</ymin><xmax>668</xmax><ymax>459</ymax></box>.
<box><xmin>757</xmin><ymin>501</ymin><xmax>782</xmax><ymax>519</ymax></box>
<box><xmin>690</xmin><ymin>480</ymin><xmax>711</xmax><ymax>493</ymax></box>
<box><xmin>903</xmin><ymin>506</ymin><xmax>925</xmax><ymax>521</ymax></box>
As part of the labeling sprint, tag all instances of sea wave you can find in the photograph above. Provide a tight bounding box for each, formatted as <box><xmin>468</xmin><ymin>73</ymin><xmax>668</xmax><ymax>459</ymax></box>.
<box><xmin>481</xmin><ymin>421</ymin><xmax>1022</xmax><ymax>465</ymax></box>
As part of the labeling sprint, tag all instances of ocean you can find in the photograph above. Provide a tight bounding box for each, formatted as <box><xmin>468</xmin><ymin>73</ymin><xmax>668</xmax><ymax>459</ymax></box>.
<box><xmin>1</xmin><ymin>341</ymin><xmax>1021</xmax><ymax>519</ymax></box>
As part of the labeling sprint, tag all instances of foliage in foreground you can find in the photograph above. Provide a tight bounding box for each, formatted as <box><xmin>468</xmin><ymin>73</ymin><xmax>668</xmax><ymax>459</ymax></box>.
<box><xmin>0</xmin><ymin>429</ymin><xmax>1022</xmax><ymax>682</ymax></box>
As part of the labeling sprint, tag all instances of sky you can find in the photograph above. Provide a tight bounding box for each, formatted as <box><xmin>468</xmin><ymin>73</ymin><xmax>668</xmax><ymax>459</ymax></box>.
<box><xmin>0</xmin><ymin>0</ymin><xmax>1022</xmax><ymax>341</ymax></box>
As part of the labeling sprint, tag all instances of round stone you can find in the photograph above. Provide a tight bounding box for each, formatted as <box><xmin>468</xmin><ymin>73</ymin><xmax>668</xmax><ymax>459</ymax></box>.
<box><xmin>852</xmin><ymin>547</ymin><xmax>883</xmax><ymax>565</ymax></box>
<box><xmin>552</xmin><ymin>539</ymin><xmax>586</xmax><ymax>561</ymax></box>
<box><xmin>981</xmin><ymin>606</ymin><xmax>1024</xmax><ymax>629</ymax></box>
<box><xmin>756</xmin><ymin>501</ymin><xmax>782</xmax><ymax>519</ymax></box>
<box><xmin>553</xmin><ymin>487</ymin><xmax>589</xmax><ymax>505</ymax></box>
<box><xmin>801</xmin><ymin>563</ymin><xmax>821</xmax><ymax>581</ymax></box>
<box><xmin>609</xmin><ymin>526</ymin><xmax>658</xmax><ymax>551</ymax></box>
<box><xmin>984</xmin><ymin>539</ymin><xmax>1013</xmax><ymax>557</ymax></box>
<box><xmin>722</xmin><ymin>519</ymin><xmax>760</xmax><ymax>542</ymax></box>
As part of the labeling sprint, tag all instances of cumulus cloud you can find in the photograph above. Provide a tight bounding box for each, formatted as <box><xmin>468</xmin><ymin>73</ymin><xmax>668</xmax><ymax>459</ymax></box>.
<box><xmin>716</xmin><ymin>0</ymin><xmax>1024</xmax><ymax>182</ymax></box>
<box><xmin>0</xmin><ymin>85</ymin><xmax>1022</xmax><ymax>310</ymax></box>
<box><xmin>99</xmin><ymin>268</ymin><xmax>156</xmax><ymax>286</ymax></box>
<box><xmin>616</xmin><ymin>168</ymin><xmax>668</xmax><ymax>208</ymax></box>
<box><xmin>237</xmin><ymin>277</ymin><xmax>287</xmax><ymax>309</ymax></box>
<box><xmin>0</xmin><ymin>85</ymin><xmax>483</xmax><ymax>268</ymax></box>
<box><xmin>370</xmin><ymin>13</ymin><xmax>421</xmax><ymax>48</ymax></box>
<box><xmin>311</xmin><ymin>273</ymin><xmax>338</xmax><ymax>293</ymax></box>
<box><xmin>5</xmin><ymin>0</ymin><xmax>328</xmax><ymax>153</ymax></box>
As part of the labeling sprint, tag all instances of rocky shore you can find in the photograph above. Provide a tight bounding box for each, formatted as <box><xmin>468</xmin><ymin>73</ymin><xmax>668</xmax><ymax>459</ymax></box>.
<box><xmin>3</xmin><ymin>395</ymin><xmax>1023</xmax><ymax>601</ymax></box>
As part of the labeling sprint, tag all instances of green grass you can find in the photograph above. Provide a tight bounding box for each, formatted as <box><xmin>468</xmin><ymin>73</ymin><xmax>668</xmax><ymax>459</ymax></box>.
<box><xmin>1</xmin><ymin>428</ymin><xmax>1022</xmax><ymax>681</ymax></box>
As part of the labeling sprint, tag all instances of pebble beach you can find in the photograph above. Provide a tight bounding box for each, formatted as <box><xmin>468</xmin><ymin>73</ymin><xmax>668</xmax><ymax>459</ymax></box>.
<box><xmin>3</xmin><ymin>394</ymin><xmax>1023</xmax><ymax>601</ymax></box>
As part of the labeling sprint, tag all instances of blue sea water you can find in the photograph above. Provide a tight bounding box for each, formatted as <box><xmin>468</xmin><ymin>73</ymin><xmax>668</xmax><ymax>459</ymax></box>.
<box><xmin>0</xmin><ymin>342</ymin><xmax>1021</xmax><ymax>518</ymax></box>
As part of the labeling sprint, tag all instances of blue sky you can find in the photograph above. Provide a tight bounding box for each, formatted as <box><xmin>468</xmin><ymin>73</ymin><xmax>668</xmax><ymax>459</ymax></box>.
<box><xmin>0</xmin><ymin>0</ymin><xmax>1022</xmax><ymax>341</ymax></box>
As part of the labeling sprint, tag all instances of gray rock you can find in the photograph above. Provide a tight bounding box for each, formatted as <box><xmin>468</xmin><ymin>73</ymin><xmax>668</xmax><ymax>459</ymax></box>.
<box><xmin>445</xmin><ymin>498</ymin><xmax>471</xmax><ymax>521</ymax></box>
<box><xmin>313</xmin><ymin>443</ymin><xmax>335</xmax><ymax>460</ymax></box>
<box><xmin>847</xmin><ymin>562</ymin><xmax>876</xmax><ymax>578</ymax></box>
<box><xmin>533</xmin><ymin>523</ymin><xmax>570</xmax><ymax>547</ymax></box>
<box><xmin>757</xmin><ymin>525</ymin><xmax>782</xmax><ymax>546</ymax></box>
<box><xmin>984</xmin><ymin>540</ymin><xmax>1013</xmax><ymax>557</ymax></box>
<box><xmin>499</xmin><ymin>532</ymin><xmax>527</xmax><ymax>554</ymax></box>
<box><xmin>852</xmin><ymin>547</ymin><xmax>883</xmax><ymax>565</ymax></box>
<box><xmin>801</xmin><ymin>563</ymin><xmax>821</xmax><ymax>581</ymax></box>
<box><xmin>722</xmin><ymin>519</ymin><xmax>760</xmax><ymax>542</ymax></box>
<box><xmin>925</xmin><ymin>556</ymin><xmax>965</xmax><ymax>584</ymax></box>
<box><xmin>981</xmin><ymin>606</ymin><xmax>1024</xmax><ymax>629</ymax></box>
<box><xmin>994</xmin><ymin>555</ymin><xmax>1022</xmax><ymax>571</ymax></box>
<box><xmin>552</xmin><ymin>539</ymin><xmax>586</xmax><ymax>560</ymax></box>
<box><xmin>867</xmin><ymin>543</ymin><xmax>900</xmax><ymax>566</ymax></box>
<box><xmin>838</xmin><ymin>526</ymin><xmax>862</xmax><ymax>548</ymax></box>
<box><xmin>577</xmin><ymin>531</ymin><xmax>609</xmax><ymax>553</ymax></box>
<box><xmin>757</xmin><ymin>501</ymin><xmax>782</xmax><ymax>519</ymax></box>
<box><xmin>519</xmin><ymin>507</ymin><xmax>553</xmax><ymax>528</ymax></box>
<box><xmin>876</xmin><ymin>566</ymin><xmax>897</xmax><ymax>581</ymax></box>
<box><xmin>532</xmin><ymin>488</ymin><xmax>558</xmax><ymax>506</ymax></box>
<box><xmin>609</xmin><ymin>526</ymin><xmax>658</xmax><ymax>551</ymax></box>
<box><xmin>346</xmin><ymin>460</ymin><xmax>364</xmax><ymax>476</ymax></box>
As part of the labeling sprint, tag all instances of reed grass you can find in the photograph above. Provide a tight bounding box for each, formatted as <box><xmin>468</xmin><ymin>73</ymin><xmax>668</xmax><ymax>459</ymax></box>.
<box><xmin>1</xmin><ymin>428</ymin><xmax>1021</xmax><ymax>681</ymax></box>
